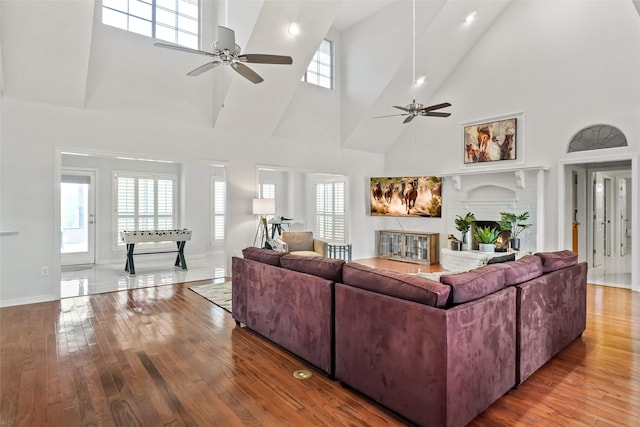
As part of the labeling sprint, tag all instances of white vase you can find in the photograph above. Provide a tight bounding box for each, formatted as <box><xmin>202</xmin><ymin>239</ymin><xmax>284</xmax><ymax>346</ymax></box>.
<box><xmin>478</xmin><ymin>243</ymin><xmax>495</xmax><ymax>253</ymax></box>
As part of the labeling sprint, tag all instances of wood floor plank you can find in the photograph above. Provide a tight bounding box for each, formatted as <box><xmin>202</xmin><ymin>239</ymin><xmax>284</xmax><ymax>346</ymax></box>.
<box><xmin>1</xmin><ymin>261</ymin><xmax>639</xmax><ymax>426</ymax></box>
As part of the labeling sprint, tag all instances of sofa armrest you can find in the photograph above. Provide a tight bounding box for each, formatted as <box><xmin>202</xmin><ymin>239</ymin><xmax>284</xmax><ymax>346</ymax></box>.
<box><xmin>313</xmin><ymin>239</ymin><xmax>328</xmax><ymax>257</ymax></box>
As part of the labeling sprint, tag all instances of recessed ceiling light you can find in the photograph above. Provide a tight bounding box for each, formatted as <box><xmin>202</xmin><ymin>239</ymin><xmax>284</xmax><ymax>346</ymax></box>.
<box><xmin>288</xmin><ymin>22</ymin><xmax>300</xmax><ymax>37</ymax></box>
<box><xmin>415</xmin><ymin>76</ymin><xmax>427</xmax><ymax>87</ymax></box>
<box><xmin>464</xmin><ymin>12</ymin><xmax>477</xmax><ymax>24</ymax></box>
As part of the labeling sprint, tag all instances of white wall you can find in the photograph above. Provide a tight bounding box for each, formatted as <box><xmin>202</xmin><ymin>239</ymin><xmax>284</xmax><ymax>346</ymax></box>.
<box><xmin>385</xmin><ymin>1</ymin><xmax>640</xmax><ymax>258</ymax></box>
<box><xmin>0</xmin><ymin>97</ymin><xmax>384</xmax><ymax>306</ymax></box>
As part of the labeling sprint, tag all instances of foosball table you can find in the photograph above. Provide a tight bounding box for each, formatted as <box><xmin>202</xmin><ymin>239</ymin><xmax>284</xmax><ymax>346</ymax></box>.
<box><xmin>119</xmin><ymin>229</ymin><xmax>192</xmax><ymax>276</ymax></box>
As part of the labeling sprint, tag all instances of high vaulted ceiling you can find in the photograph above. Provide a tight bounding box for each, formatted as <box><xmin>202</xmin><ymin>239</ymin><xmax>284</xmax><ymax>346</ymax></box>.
<box><xmin>1</xmin><ymin>1</ymin><xmax>639</xmax><ymax>154</ymax></box>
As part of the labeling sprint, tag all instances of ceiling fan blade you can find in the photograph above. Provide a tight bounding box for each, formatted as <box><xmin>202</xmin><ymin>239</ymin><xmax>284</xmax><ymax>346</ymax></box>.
<box><xmin>421</xmin><ymin>102</ymin><xmax>452</xmax><ymax>112</ymax></box>
<box><xmin>393</xmin><ymin>105</ymin><xmax>410</xmax><ymax>112</ymax></box>
<box><xmin>186</xmin><ymin>61</ymin><xmax>222</xmax><ymax>76</ymax></box>
<box><xmin>154</xmin><ymin>42</ymin><xmax>215</xmax><ymax>57</ymax></box>
<box><xmin>239</xmin><ymin>54</ymin><xmax>293</xmax><ymax>65</ymax></box>
<box><xmin>373</xmin><ymin>113</ymin><xmax>408</xmax><ymax>119</ymax></box>
<box><xmin>218</xmin><ymin>26</ymin><xmax>236</xmax><ymax>51</ymax></box>
<box><xmin>422</xmin><ymin>111</ymin><xmax>451</xmax><ymax>118</ymax></box>
<box><xmin>231</xmin><ymin>62</ymin><xmax>264</xmax><ymax>84</ymax></box>
<box><xmin>403</xmin><ymin>115</ymin><xmax>416</xmax><ymax>124</ymax></box>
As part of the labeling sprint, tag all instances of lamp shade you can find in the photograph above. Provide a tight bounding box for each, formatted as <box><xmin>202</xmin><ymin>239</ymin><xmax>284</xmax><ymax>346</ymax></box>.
<box><xmin>252</xmin><ymin>198</ymin><xmax>275</xmax><ymax>215</ymax></box>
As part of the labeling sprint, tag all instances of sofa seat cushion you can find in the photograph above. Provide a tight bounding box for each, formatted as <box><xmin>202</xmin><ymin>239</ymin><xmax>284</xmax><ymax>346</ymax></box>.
<box><xmin>290</xmin><ymin>250</ymin><xmax>323</xmax><ymax>258</ymax></box>
<box><xmin>439</xmin><ymin>265</ymin><xmax>505</xmax><ymax>304</ymax></box>
<box><xmin>242</xmin><ymin>247</ymin><xmax>285</xmax><ymax>267</ymax></box>
<box><xmin>492</xmin><ymin>255</ymin><xmax>543</xmax><ymax>286</ymax></box>
<box><xmin>535</xmin><ymin>250</ymin><xmax>578</xmax><ymax>273</ymax></box>
<box><xmin>342</xmin><ymin>263</ymin><xmax>450</xmax><ymax>308</ymax></box>
<box><xmin>281</xmin><ymin>254</ymin><xmax>345</xmax><ymax>283</ymax></box>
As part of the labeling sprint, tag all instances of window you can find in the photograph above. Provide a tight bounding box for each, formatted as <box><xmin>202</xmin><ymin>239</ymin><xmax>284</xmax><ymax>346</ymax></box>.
<box><xmin>259</xmin><ymin>183</ymin><xmax>276</xmax><ymax>200</ymax></box>
<box><xmin>102</xmin><ymin>0</ymin><xmax>199</xmax><ymax>49</ymax></box>
<box><xmin>303</xmin><ymin>39</ymin><xmax>332</xmax><ymax>89</ymax></box>
<box><xmin>211</xmin><ymin>176</ymin><xmax>226</xmax><ymax>244</ymax></box>
<box><xmin>113</xmin><ymin>172</ymin><xmax>177</xmax><ymax>247</ymax></box>
<box><xmin>315</xmin><ymin>180</ymin><xmax>345</xmax><ymax>242</ymax></box>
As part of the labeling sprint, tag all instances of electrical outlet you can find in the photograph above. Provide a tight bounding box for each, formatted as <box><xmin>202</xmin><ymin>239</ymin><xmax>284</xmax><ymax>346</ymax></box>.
<box><xmin>41</xmin><ymin>266</ymin><xmax>49</xmax><ymax>277</ymax></box>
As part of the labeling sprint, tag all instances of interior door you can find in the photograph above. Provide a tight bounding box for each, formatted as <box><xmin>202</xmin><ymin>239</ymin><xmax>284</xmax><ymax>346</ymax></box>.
<box><xmin>61</xmin><ymin>170</ymin><xmax>96</xmax><ymax>265</ymax></box>
<box><xmin>592</xmin><ymin>174</ymin><xmax>604</xmax><ymax>268</ymax></box>
<box><xmin>619</xmin><ymin>178</ymin><xmax>627</xmax><ymax>256</ymax></box>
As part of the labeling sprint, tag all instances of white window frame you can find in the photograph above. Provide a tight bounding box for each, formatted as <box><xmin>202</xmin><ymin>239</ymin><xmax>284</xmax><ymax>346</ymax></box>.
<box><xmin>303</xmin><ymin>39</ymin><xmax>333</xmax><ymax>89</ymax></box>
<box><xmin>259</xmin><ymin>183</ymin><xmax>276</xmax><ymax>200</ymax></box>
<box><xmin>101</xmin><ymin>0</ymin><xmax>200</xmax><ymax>49</ymax></box>
<box><xmin>314</xmin><ymin>178</ymin><xmax>347</xmax><ymax>243</ymax></box>
<box><xmin>210</xmin><ymin>175</ymin><xmax>226</xmax><ymax>245</ymax></box>
<box><xmin>112</xmin><ymin>171</ymin><xmax>178</xmax><ymax>250</ymax></box>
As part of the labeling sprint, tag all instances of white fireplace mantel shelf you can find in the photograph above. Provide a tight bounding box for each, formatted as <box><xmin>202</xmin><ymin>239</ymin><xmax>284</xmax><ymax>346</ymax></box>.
<box><xmin>440</xmin><ymin>166</ymin><xmax>549</xmax><ymax>192</ymax></box>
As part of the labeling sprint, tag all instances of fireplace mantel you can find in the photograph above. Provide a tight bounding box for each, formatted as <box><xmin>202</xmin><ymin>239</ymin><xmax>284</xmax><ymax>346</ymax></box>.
<box><xmin>440</xmin><ymin>166</ymin><xmax>549</xmax><ymax>192</ymax></box>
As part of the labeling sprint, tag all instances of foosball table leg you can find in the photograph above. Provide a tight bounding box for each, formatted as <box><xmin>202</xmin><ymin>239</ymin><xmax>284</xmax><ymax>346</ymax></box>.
<box><xmin>125</xmin><ymin>243</ymin><xmax>136</xmax><ymax>276</ymax></box>
<box><xmin>174</xmin><ymin>240</ymin><xmax>188</xmax><ymax>270</ymax></box>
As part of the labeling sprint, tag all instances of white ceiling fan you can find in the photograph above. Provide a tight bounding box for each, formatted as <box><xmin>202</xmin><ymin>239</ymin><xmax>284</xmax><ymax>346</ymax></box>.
<box><xmin>375</xmin><ymin>0</ymin><xmax>451</xmax><ymax>123</ymax></box>
<box><xmin>154</xmin><ymin>1</ymin><xmax>292</xmax><ymax>84</ymax></box>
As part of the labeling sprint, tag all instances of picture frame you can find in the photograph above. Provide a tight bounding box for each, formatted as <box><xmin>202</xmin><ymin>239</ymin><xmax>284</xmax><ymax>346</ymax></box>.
<box><xmin>370</xmin><ymin>176</ymin><xmax>442</xmax><ymax>217</ymax></box>
<box><xmin>463</xmin><ymin>117</ymin><xmax>518</xmax><ymax>165</ymax></box>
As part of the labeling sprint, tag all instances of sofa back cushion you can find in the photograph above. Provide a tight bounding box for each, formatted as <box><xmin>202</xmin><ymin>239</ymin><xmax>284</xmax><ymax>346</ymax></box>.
<box><xmin>439</xmin><ymin>265</ymin><xmax>506</xmax><ymax>304</ymax></box>
<box><xmin>342</xmin><ymin>263</ymin><xmax>450</xmax><ymax>308</ymax></box>
<box><xmin>282</xmin><ymin>232</ymin><xmax>314</xmax><ymax>252</ymax></box>
<box><xmin>281</xmin><ymin>254</ymin><xmax>345</xmax><ymax>283</ymax></box>
<box><xmin>492</xmin><ymin>255</ymin><xmax>543</xmax><ymax>286</ymax></box>
<box><xmin>535</xmin><ymin>250</ymin><xmax>578</xmax><ymax>273</ymax></box>
<box><xmin>242</xmin><ymin>247</ymin><xmax>285</xmax><ymax>267</ymax></box>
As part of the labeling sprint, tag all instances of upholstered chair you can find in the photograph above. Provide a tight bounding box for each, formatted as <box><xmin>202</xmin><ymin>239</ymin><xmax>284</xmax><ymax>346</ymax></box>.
<box><xmin>280</xmin><ymin>231</ymin><xmax>328</xmax><ymax>257</ymax></box>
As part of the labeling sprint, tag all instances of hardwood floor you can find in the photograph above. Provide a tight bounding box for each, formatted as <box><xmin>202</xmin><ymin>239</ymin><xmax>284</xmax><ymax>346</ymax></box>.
<box><xmin>1</xmin><ymin>260</ymin><xmax>639</xmax><ymax>426</ymax></box>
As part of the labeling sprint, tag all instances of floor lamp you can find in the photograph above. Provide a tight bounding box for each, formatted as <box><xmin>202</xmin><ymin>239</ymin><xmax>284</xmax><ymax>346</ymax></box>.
<box><xmin>252</xmin><ymin>198</ymin><xmax>275</xmax><ymax>247</ymax></box>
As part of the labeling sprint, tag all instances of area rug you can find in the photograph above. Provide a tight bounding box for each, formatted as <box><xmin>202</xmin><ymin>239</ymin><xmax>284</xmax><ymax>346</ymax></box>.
<box><xmin>188</xmin><ymin>281</ymin><xmax>232</xmax><ymax>313</ymax></box>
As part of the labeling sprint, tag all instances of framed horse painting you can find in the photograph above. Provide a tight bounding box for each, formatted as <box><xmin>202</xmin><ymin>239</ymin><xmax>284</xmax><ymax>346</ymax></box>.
<box><xmin>370</xmin><ymin>176</ymin><xmax>442</xmax><ymax>217</ymax></box>
<box><xmin>463</xmin><ymin>117</ymin><xmax>517</xmax><ymax>164</ymax></box>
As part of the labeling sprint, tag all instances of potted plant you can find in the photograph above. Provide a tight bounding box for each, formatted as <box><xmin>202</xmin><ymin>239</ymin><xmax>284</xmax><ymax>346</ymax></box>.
<box><xmin>474</xmin><ymin>226</ymin><xmax>499</xmax><ymax>253</ymax></box>
<box><xmin>454</xmin><ymin>212</ymin><xmax>475</xmax><ymax>250</ymax></box>
<box><xmin>498</xmin><ymin>211</ymin><xmax>531</xmax><ymax>251</ymax></box>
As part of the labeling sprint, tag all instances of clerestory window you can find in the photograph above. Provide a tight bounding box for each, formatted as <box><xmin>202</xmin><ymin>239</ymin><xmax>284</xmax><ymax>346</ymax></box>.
<box><xmin>102</xmin><ymin>0</ymin><xmax>200</xmax><ymax>49</ymax></box>
<box><xmin>303</xmin><ymin>39</ymin><xmax>333</xmax><ymax>89</ymax></box>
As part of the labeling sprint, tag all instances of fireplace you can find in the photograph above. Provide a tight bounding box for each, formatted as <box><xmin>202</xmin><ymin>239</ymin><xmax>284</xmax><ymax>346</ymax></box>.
<box><xmin>471</xmin><ymin>221</ymin><xmax>511</xmax><ymax>252</ymax></box>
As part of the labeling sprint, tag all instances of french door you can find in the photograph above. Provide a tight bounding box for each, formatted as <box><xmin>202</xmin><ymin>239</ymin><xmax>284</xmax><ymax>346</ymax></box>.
<box><xmin>61</xmin><ymin>169</ymin><xmax>96</xmax><ymax>265</ymax></box>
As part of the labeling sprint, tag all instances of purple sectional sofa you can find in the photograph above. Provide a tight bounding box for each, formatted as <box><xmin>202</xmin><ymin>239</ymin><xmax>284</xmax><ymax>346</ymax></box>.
<box><xmin>232</xmin><ymin>248</ymin><xmax>587</xmax><ymax>427</ymax></box>
<box><xmin>232</xmin><ymin>247</ymin><xmax>345</xmax><ymax>375</ymax></box>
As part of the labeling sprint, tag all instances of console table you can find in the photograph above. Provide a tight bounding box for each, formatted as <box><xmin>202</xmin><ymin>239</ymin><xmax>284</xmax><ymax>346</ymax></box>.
<box><xmin>119</xmin><ymin>229</ymin><xmax>192</xmax><ymax>276</ymax></box>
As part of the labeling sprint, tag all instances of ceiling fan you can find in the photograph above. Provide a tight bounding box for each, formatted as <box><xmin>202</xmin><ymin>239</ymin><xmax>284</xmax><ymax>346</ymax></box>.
<box><xmin>374</xmin><ymin>0</ymin><xmax>451</xmax><ymax>123</ymax></box>
<box><xmin>154</xmin><ymin>25</ymin><xmax>293</xmax><ymax>84</ymax></box>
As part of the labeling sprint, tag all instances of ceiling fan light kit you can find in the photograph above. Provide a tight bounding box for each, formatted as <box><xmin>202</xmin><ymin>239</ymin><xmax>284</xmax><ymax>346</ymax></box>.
<box><xmin>375</xmin><ymin>0</ymin><xmax>451</xmax><ymax>123</ymax></box>
<box><xmin>155</xmin><ymin>26</ymin><xmax>293</xmax><ymax>84</ymax></box>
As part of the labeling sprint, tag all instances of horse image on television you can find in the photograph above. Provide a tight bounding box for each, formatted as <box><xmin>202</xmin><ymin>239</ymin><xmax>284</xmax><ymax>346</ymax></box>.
<box><xmin>370</xmin><ymin>176</ymin><xmax>442</xmax><ymax>217</ymax></box>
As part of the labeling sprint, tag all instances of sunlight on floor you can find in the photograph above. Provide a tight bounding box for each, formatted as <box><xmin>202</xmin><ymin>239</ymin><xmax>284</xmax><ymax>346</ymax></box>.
<box><xmin>61</xmin><ymin>254</ymin><xmax>226</xmax><ymax>298</ymax></box>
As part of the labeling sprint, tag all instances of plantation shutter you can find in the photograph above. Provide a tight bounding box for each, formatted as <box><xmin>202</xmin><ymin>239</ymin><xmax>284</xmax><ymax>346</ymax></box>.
<box><xmin>315</xmin><ymin>181</ymin><xmax>346</xmax><ymax>242</ymax></box>
<box><xmin>211</xmin><ymin>176</ymin><xmax>226</xmax><ymax>243</ymax></box>
<box><xmin>113</xmin><ymin>172</ymin><xmax>177</xmax><ymax>248</ymax></box>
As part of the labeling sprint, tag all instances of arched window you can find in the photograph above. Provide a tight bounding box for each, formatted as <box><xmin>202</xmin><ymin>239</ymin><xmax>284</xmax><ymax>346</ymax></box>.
<box><xmin>567</xmin><ymin>124</ymin><xmax>627</xmax><ymax>152</ymax></box>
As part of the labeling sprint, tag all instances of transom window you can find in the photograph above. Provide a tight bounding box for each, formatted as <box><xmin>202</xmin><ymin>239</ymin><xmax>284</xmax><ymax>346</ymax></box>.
<box><xmin>102</xmin><ymin>0</ymin><xmax>200</xmax><ymax>49</ymax></box>
<box><xmin>303</xmin><ymin>39</ymin><xmax>333</xmax><ymax>89</ymax></box>
<box><xmin>113</xmin><ymin>171</ymin><xmax>177</xmax><ymax>248</ymax></box>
